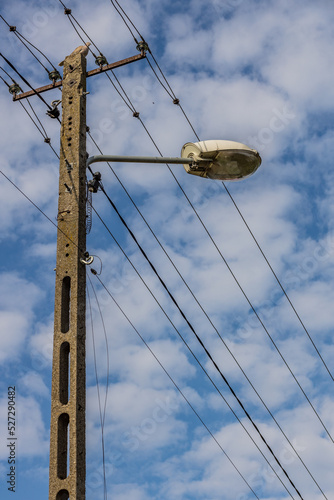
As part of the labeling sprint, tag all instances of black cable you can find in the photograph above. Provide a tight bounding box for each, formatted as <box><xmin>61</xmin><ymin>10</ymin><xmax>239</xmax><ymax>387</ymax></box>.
<box><xmin>0</xmin><ymin>65</ymin><xmax>16</xmax><ymax>83</ymax></box>
<box><xmin>91</xmin><ymin>271</ymin><xmax>261</xmax><ymax>500</ymax></box>
<box><xmin>16</xmin><ymin>100</ymin><xmax>59</xmax><ymax>159</ymax></box>
<box><xmin>123</xmin><ymin>1</ymin><xmax>334</xmax><ymax>393</ymax></box>
<box><xmin>145</xmin><ymin>56</ymin><xmax>174</xmax><ymax>99</ymax></box>
<box><xmin>0</xmin><ymin>163</ymin><xmax>259</xmax><ymax>498</ymax></box>
<box><xmin>86</xmin><ymin>276</ymin><xmax>109</xmax><ymax>500</ymax></box>
<box><xmin>89</xmin><ymin>190</ymin><xmax>302</xmax><ymax>500</ymax></box>
<box><xmin>110</xmin><ymin>0</ymin><xmax>334</xmax><ymax>400</ymax></box>
<box><xmin>104</xmin><ymin>71</ymin><xmax>135</xmax><ymax>112</ymax></box>
<box><xmin>0</xmin><ymin>15</ymin><xmax>55</xmax><ymax>74</ymax></box>
<box><xmin>86</xmin><ymin>135</ymin><xmax>327</xmax><ymax>498</ymax></box>
<box><xmin>0</xmin><ymin>52</ymin><xmax>51</xmax><ymax>108</ymax></box>
<box><xmin>0</xmin><ymin>74</ymin><xmax>9</xmax><ymax>87</ymax></box>
<box><xmin>107</xmin><ymin>0</ymin><xmax>200</xmax><ymax>140</ymax></box>
<box><xmin>0</xmin><ymin>170</ymin><xmax>84</xmax><ymax>256</ymax></box>
<box><xmin>87</xmin><ymin>0</ymin><xmax>334</xmax><ymax>451</ymax></box>
<box><xmin>58</xmin><ymin>0</ymin><xmax>104</xmax><ymax>59</ymax></box>
<box><xmin>108</xmin><ymin>0</ymin><xmax>139</xmax><ymax>43</ymax></box>
<box><xmin>222</xmin><ymin>182</ymin><xmax>334</xmax><ymax>382</ymax></box>
<box><xmin>26</xmin><ymin>98</ymin><xmax>49</xmax><ymax>137</ymax></box>
<box><xmin>0</xmin><ymin>52</ymin><xmax>61</xmax><ymax>124</ymax></box>
<box><xmin>89</xmin><ymin>203</ymin><xmax>298</xmax><ymax>498</ymax></box>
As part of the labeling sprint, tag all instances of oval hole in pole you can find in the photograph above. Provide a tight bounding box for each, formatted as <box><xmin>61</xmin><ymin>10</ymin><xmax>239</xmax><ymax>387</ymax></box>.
<box><xmin>59</xmin><ymin>342</ymin><xmax>70</xmax><ymax>405</ymax></box>
<box><xmin>61</xmin><ymin>276</ymin><xmax>71</xmax><ymax>333</ymax></box>
<box><xmin>57</xmin><ymin>413</ymin><xmax>70</xmax><ymax>480</ymax></box>
<box><xmin>56</xmin><ymin>490</ymin><xmax>69</xmax><ymax>500</ymax></box>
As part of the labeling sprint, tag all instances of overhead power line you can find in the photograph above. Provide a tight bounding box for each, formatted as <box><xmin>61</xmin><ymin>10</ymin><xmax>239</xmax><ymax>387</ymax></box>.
<box><xmin>0</xmin><ymin>167</ymin><xmax>296</xmax><ymax>497</ymax></box>
<box><xmin>90</xmin><ymin>271</ymin><xmax>261</xmax><ymax>500</ymax></box>
<box><xmin>107</xmin><ymin>0</ymin><xmax>200</xmax><ymax>140</ymax></box>
<box><xmin>85</xmin><ymin>133</ymin><xmax>327</xmax><ymax>498</ymax></box>
<box><xmin>221</xmin><ymin>182</ymin><xmax>334</xmax><ymax>381</ymax></box>
<box><xmin>0</xmin><ymin>15</ymin><xmax>59</xmax><ymax>76</ymax></box>
<box><xmin>88</xmin><ymin>187</ymin><xmax>303</xmax><ymax>500</ymax></box>
<box><xmin>56</xmin><ymin>4</ymin><xmax>332</xmax><ymax>493</ymax></box>
<box><xmin>0</xmin><ymin>52</ymin><xmax>61</xmax><ymax>123</ymax></box>
<box><xmin>4</xmin><ymin>4</ymin><xmax>330</xmax><ymax>495</ymax></box>
<box><xmin>86</xmin><ymin>275</ymin><xmax>109</xmax><ymax>500</ymax></box>
<box><xmin>106</xmin><ymin>0</ymin><xmax>334</xmax><ymax>396</ymax></box>
<box><xmin>0</xmin><ymin>167</ymin><xmax>275</xmax><ymax>499</ymax></box>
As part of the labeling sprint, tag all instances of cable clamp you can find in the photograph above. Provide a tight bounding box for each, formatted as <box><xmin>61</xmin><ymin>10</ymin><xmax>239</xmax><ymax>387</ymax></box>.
<box><xmin>88</xmin><ymin>171</ymin><xmax>101</xmax><ymax>193</ymax></box>
<box><xmin>46</xmin><ymin>99</ymin><xmax>61</xmax><ymax>119</ymax></box>
<box><xmin>80</xmin><ymin>252</ymin><xmax>94</xmax><ymax>265</ymax></box>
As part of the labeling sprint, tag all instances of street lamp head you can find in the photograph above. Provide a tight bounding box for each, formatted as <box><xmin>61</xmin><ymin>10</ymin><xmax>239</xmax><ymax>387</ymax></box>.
<box><xmin>181</xmin><ymin>140</ymin><xmax>262</xmax><ymax>181</ymax></box>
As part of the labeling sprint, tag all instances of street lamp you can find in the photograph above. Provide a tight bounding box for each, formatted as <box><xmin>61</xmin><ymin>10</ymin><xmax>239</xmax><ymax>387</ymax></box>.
<box><xmin>86</xmin><ymin>139</ymin><xmax>262</xmax><ymax>183</ymax></box>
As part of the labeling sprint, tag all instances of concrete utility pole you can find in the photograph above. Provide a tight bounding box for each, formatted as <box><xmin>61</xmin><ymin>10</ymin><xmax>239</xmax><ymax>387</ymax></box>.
<box><xmin>12</xmin><ymin>43</ymin><xmax>146</xmax><ymax>500</ymax></box>
<box><xmin>48</xmin><ymin>51</ymin><xmax>87</xmax><ymax>500</ymax></box>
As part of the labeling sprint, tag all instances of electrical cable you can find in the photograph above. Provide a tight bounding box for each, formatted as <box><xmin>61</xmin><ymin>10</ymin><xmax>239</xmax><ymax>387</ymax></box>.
<box><xmin>108</xmin><ymin>0</ymin><xmax>139</xmax><ymax>43</ymax></box>
<box><xmin>106</xmin><ymin>0</ymin><xmax>334</xmax><ymax>395</ymax></box>
<box><xmin>0</xmin><ymin>73</ymin><xmax>9</xmax><ymax>87</ymax></box>
<box><xmin>90</xmin><ymin>270</ymin><xmax>261</xmax><ymax>500</ymax></box>
<box><xmin>62</xmin><ymin>7</ymin><xmax>333</xmax><ymax>490</ymax></box>
<box><xmin>0</xmin><ymin>165</ymin><xmax>284</xmax><ymax>498</ymax></box>
<box><xmin>0</xmin><ymin>52</ymin><xmax>61</xmax><ymax>124</ymax></box>
<box><xmin>5</xmin><ymin>3</ymin><xmax>329</xmax><ymax>492</ymax></box>
<box><xmin>0</xmin><ymin>163</ymin><xmax>261</xmax><ymax>498</ymax></box>
<box><xmin>86</xmin><ymin>275</ymin><xmax>109</xmax><ymax>500</ymax></box>
<box><xmin>86</xmin><ymin>133</ymin><xmax>328</xmax><ymax>496</ymax></box>
<box><xmin>0</xmin><ymin>65</ymin><xmax>17</xmax><ymax>83</ymax></box>
<box><xmin>107</xmin><ymin>0</ymin><xmax>200</xmax><ymax>140</ymax></box>
<box><xmin>58</xmin><ymin>0</ymin><xmax>102</xmax><ymax>59</ymax></box>
<box><xmin>0</xmin><ymin>15</ymin><xmax>58</xmax><ymax>74</ymax></box>
<box><xmin>14</xmin><ymin>97</ymin><xmax>59</xmax><ymax>159</ymax></box>
<box><xmin>86</xmin><ymin>135</ymin><xmax>327</xmax><ymax>498</ymax></box>
<box><xmin>221</xmin><ymin>182</ymin><xmax>334</xmax><ymax>382</ymax></box>
<box><xmin>0</xmin><ymin>170</ymin><xmax>85</xmax><ymax>257</ymax></box>
<box><xmin>88</xmin><ymin>198</ymin><xmax>302</xmax><ymax>500</ymax></box>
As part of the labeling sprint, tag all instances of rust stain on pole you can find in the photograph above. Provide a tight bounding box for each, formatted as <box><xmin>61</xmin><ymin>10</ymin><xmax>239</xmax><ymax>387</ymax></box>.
<box><xmin>13</xmin><ymin>53</ymin><xmax>146</xmax><ymax>101</ymax></box>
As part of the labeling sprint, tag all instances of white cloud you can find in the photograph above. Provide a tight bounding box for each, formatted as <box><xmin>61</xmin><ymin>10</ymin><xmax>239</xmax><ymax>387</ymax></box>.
<box><xmin>1</xmin><ymin>0</ymin><xmax>334</xmax><ymax>499</ymax></box>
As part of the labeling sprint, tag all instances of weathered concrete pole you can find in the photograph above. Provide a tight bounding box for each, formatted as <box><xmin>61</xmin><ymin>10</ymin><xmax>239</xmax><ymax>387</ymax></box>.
<box><xmin>49</xmin><ymin>50</ymin><xmax>87</xmax><ymax>500</ymax></box>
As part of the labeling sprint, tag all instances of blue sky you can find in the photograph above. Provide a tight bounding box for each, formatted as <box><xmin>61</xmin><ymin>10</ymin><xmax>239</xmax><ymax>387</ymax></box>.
<box><xmin>0</xmin><ymin>0</ymin><xmax>334</xmax><ymax>499</ymax></box>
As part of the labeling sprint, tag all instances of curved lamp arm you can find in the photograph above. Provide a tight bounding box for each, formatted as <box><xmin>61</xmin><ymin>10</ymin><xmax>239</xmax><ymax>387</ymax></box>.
<box><xmin>86</xmin><ymin>154</ymin><xmax>197</xmax><ymax>168</ymax></box>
